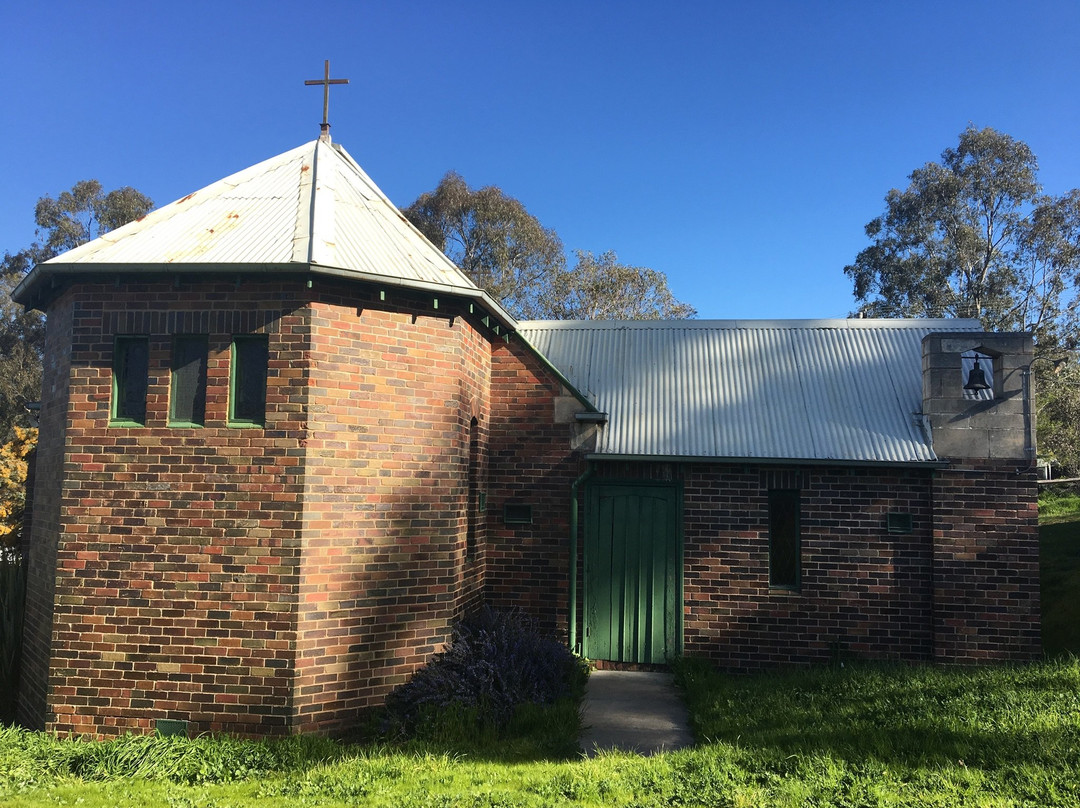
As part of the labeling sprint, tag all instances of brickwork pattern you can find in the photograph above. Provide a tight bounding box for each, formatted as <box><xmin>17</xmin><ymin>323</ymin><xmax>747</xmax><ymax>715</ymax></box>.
<box><xmin>292</xmin><ymin>289</ymin><xmax>489</xmax><ymax>733</ymax></box>
<box><xmin>681</xmin><ymin>463</ymin><xmax>936</xmax><ymax>670</ymax></box>
<box><xmin>17</xmin><ymin>289</ymin><xmax>75</xmax><ymax>729</ymax></box>
<box><xmin>931</xmin><ymin>459</ymin><xmax>1041</xmax><ymax>662</ymax></box>
<box><xmin>18</xmin><ymin>281</ymin><xmax>308</xmax><ymax>736</ymax></box>
<box><xmin>486</xmin><ymin>340</ymin><xmax>585</xmax><ymax>639</ymax></box>
<box><xmin>18</xmin><ymin>279</ymin><xmax>497</xmax><ymax>737</ymax></box>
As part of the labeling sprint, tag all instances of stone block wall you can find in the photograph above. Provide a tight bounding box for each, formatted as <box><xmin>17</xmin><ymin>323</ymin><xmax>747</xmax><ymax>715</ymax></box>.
<box><xmin>922</xmin><ymin>332</ymin><xmax>1035</xmax><ymax>461</ymax></box>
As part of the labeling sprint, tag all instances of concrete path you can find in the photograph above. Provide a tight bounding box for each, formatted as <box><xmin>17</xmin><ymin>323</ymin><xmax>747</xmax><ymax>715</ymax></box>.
<box><xmin>579</xmin><ymin>670</ymin><xmax>694</xmax><ymax>756</ymax></box>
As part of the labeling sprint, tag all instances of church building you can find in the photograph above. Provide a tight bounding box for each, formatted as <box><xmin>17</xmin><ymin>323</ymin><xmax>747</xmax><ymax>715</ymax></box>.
<box><xmin>13</xmin><ymin>124</ymin><xmax>1039</xmax><ymax>737</ymax></box>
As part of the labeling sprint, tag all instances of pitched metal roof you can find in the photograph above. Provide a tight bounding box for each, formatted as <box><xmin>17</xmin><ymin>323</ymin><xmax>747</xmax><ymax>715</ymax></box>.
<box><xmin>13</xmin><ymin>138</ymin><xmax>515</xmax><ymax>328</ymax></box>
<box><xmin>518</xmin><ymin>318</ymin><xmax>985</xmax><ymax>464</ymax></box>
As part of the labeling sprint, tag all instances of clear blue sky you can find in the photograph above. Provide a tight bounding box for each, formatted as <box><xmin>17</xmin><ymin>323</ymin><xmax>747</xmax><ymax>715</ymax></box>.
<box><xmin>2</xmin><ymin>1</ymin><xmax>1078</xmax><ymax>320</ymax></box>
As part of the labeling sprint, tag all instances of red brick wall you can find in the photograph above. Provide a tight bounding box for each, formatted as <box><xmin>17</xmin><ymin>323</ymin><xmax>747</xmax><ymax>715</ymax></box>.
<box><xmin>931</xmin><ymin>460</ymin><xmax>1040</xmax><ymax>662</ymax></box>
<box><xmin>292</xmin><ymin>289</ymin><xmax>490</xmax><ymax>733</ymax></box>
<box><xmin>680</xmin><ymin>464</ymin><xmax>937</xmax><ymax>670</ymax></box>
<box><xmin>17</xmin><ymin>278</ymin><xmax>498</xmax><ymax>737</ymax></box>
<box><xmin>17</xmin><ymin>289</ymin><xmax>75</xmax><ymax>730</ymax></box>
<box><xmin>19</xmin><ymin>280</ymin><xmax>309</xmax><ymax>736</ymax></box>
<box><xmin>486</xmin><ymin>340</ymin><xmax>585</xmax><ymax>639</ymax></box>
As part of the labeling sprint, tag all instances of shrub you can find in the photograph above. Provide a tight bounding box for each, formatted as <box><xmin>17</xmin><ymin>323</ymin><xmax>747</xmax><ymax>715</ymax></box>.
<box><xmin>0</xmin><ymin>547</ymin><xmax>25</xmax><ymax>725</ymax></box>
<box><xmin>383</xmin><ymin>607</ymin><xmax>584</xmax><ymax>739</ymax></box>
<box><xmin>0</xmin><ymin>426</ymin><xmax>36</xmax><ymax>545</ymax></box>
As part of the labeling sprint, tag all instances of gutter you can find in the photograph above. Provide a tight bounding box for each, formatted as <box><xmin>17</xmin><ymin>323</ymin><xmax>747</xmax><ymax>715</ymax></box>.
<box><xmin>11</xmin><ymin>261</ymin><xmax>521</xmax><ymax>337</ymax></box>
<box><xmin>583</xmin><ymin>453</ymin><xmax>950</xmax><ymax>469</ymax></box>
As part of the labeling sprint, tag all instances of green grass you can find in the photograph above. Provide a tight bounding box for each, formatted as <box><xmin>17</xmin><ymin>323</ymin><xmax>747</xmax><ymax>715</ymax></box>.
<box><xmin>3</xmin><ymin>510</ymin><xmax>1078</xmax><ymax>806</ymax></box>
<box><xmin>3</xmin><ymin>658</ymin><xmax>1080</xmax><ymax>807</ymax></box>
<box><xmin>1041</xmin><ymin>517</ymin><xmax>1080</xmax><ymax>657</ymax></box>
<box><xmin>1039</xmin><ymin>485</ymin><xmax>1080</xmax><ymax>521</ymax></box>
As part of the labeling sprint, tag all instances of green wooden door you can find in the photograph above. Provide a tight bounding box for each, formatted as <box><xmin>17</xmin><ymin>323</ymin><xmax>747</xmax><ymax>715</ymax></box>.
<box><xmin>584</xmin><ymin>483</ymin><xmax>680</xmax><ymax>664</ymax></box>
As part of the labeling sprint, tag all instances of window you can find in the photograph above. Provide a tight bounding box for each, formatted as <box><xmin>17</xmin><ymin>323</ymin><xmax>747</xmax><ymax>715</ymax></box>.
<box><xmin>466</xmin><ymin>417</ymin><xmax>481</xmax><ymax>558</ymax></box>
<box><xmin>768</xmin><ymin>489</ymin><xmax>800</xmax><ymax>589</ymax></box>
<box><xmin>229</xmin><ymin>335</ymin><xmax>269</xmax><ymax>426</ymax></box>
<box><xmin>111</xmin><ymin>336</ymin><xmax>149</xmax><ymax>425</ymax></box>
<box><xmin>170</xmin><ymin>335</ymin><xmax>208</xmax><ymax>426</ymax></box>
<box><xmin>504</xmin><ymin>503</ymin><xmax>533</xmax><ymax>525</ymax></box>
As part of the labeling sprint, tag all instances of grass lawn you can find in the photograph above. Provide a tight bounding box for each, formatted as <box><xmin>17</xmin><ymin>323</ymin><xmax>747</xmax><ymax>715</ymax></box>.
<box><xmin>2</xmin><ymin>513</ymin><xmax>1077</xmax><ymax>807</ymax></box>
<box><xmin>1041</xmin><ymin>512</ymin><xmax>1080</xmax><ymax>656</ymax></box>
<box><xmin>3</xmin><ymin>656</ymin><xmax>1080</xmax><ymax>807</ymax></box>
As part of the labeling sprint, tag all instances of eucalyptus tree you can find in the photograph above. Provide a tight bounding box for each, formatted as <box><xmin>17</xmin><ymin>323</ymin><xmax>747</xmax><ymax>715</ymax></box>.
<box><xmin>844</xmin><ymin>126</ymin><xmax>1080</xmax><ymax>472</ymax></box>
<box><xmin>0</xmin><ymin>181</ymin><xmax>153</xmax><ymax>439</ymax></box>
<box><xmin>404</xmin><ymin>173</ymin><xmax>694</xmax><ymax>321</ymax></box>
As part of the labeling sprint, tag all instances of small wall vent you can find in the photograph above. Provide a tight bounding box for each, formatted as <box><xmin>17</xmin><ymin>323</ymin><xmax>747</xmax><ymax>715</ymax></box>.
<box><xmin>503</xmin><ymin>503</ymin><xmax>533</xmax><ymax>525</ymax></box>
<box><xmin>886</xmin><ymin>512</ymin><xmax>914</xmax><ymax>534</ymax></box>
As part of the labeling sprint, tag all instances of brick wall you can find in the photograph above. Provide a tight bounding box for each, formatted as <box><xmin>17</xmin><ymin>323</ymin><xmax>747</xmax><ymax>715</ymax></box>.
<box><xmin>486</xmin><ymin>339</ymin><xmax>585</xmax><ymax>639</ymax></box>
<box><xmin>681</xmin><ymin>463</ymin><xmax>936</xmax><ymax>670</ymax></box>
<box><xmin>17</xmin><ymin>289</ymin><xmax>75</xmax><ymax>729</ymax></box>
<box><xmin>18</xmin><ymin>280</ymin><xmax>309</xmax><ymax>736</ymax></box>
<box><xmin>17</xmin><ymin>278</ymin><xmax>498</xmax><ymax>737</ymax></box>
<box><xmin>931</xmin><ymin>459</ymin><xmax>1040</xmax><ymax>662</ymax></box>
<box><xmin>292</xmin><ymin>288</ymin><xmax>490</xmax><ymax>733</ymax></box>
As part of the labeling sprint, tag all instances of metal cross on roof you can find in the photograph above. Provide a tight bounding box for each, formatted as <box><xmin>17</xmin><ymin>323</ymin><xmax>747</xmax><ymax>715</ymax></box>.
<box><xmin>305</xmin><ymin>60</ymin><xmax>349</xmax><ymax>139</ymax></box>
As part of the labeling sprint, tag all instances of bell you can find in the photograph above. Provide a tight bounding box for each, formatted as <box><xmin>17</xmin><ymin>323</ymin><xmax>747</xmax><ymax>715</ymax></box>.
<box><xmin>964</xmin><ymin>357</ymin><xmax>991</xmax><ymax>391</ymax></box>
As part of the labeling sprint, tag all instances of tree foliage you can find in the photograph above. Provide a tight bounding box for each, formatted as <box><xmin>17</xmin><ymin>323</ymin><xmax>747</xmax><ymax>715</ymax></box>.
<box><xmin>33</xmin><ymin>180</ymin><xmax>153</xmax><ymax>256</ymax></box>
<box><xmin>844</xmin><ymin>126</ymin><xmax>1080</xmax><ymax>472</ymax></box>
<box><xmin>0</xmin><ymin>181</ymin><xmax>153</xmax><ymax>440</ymax></box>
<box><xmin>541</xmin><ymin>250</ymin><xmax>697</xmax><ymax>320</ymax></box>
<box><xmin>404</xmin><ymin>172</ymin><xmax>566</xmax><ymax>319</ymax></box>
<box><xmin>0</xmin><ymin>426</ymin><xmax>36</xmax><ymax>546</ymax></box>
<box><xmin>1039</xmin><ymin>363</ymin><xmax>1080</xmax><ymax>476</ymax></box>
<box><xmin>404</xmin><ymin>172</ymin><xmax>694</xmax><ymax>321</ymax></box>
<box><xmin>844</xmin><ymin>126</ymin><xmax>1080</xmax><ymax>344</ymax></box>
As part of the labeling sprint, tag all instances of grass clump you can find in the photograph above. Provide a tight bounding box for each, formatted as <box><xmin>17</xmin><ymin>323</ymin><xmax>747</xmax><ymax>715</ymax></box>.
<box><xmin>1039</xmin><ymin>484</ymin><xmax>1080</xmax><ymax>521</ymax></box>
<box><xmin>381</xmin><ymin>607</ymin><xmax>587</xmax><ymax>756</ymax></box>
<box><xmin>0</xmin><ymin>727</ymin><xmax>345</xmax><ymax>791</ymax></box>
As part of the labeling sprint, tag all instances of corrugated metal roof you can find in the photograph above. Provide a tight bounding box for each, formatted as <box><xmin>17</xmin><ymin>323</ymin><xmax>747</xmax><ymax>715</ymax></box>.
<box><xmin>517</xmin><ymin>318</ymin><xmax>985</xmax><ymax>463</ymax></box>
<box><xmin>14</xmin><ymin>138</ymin><xmax>512</xmax><ymax>323</ymax></box>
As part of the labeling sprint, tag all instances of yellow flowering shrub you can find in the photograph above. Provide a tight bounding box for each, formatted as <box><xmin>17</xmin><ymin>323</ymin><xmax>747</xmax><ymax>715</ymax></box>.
<box><xmin>0</xmin><ymin>426</ymin><xmax>37</xmax><ymax>546</ymax></box>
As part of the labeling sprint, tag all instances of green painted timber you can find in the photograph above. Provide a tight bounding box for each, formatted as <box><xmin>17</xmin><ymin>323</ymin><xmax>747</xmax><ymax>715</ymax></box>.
<box><xmin>584</xmin><ymin>482</ymin><xmax>680</xmax><ymax>664</ymax></box>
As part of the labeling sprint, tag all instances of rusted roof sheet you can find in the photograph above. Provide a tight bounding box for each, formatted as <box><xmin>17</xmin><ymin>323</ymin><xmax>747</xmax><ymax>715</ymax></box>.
<box><xmin>517</xmin><ymin>318</ymin><xmax>985</xmax><ymax>463</ymax></box>
<box><xmin>14</xmin><ymin>139</ymin><xmax>512</xmax><ymax>325</ymax></box>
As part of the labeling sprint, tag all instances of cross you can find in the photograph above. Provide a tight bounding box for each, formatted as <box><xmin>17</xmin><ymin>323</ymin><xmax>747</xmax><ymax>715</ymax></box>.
<box><xmin>305</xmin><ymin>60</ymin><xmax>349</xmax><ymax>137</ymax></box>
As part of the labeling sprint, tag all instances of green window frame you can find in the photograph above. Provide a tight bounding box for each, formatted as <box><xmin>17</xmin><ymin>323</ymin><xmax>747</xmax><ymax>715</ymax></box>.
<box><xmin>768</xmin><ymin>489</ymin><xmax>801</xmax><ymax>590</ymax></box>
<box><xmin>229</xmin><ymin>335</ymin><xmax>269</xmax><ymax>427</ymax></box>
<box><xmin>169</xmin><ymin>335</ymin><xmax>208</xmax><ymax>427</ymax></box>
<box><xmin>111</xmin><ymin>335</ymin><xmax>149</xmax><ymax>426</ymax></box>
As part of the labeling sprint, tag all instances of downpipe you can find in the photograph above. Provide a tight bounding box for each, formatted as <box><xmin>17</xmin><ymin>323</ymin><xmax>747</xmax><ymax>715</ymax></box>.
<box><xmin>569</xmin><ymin>463</ymin><xmax>595</xmax><ymax>655</ymax></box>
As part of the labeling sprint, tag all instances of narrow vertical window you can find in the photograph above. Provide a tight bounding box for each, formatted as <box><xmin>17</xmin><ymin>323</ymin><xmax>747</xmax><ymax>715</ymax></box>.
<box><xmin>769</xmin><ymin>489</ymin><xmax>800</xmax><ymax>589</ymax></box>
<box><xmin>229</xmin><ymin>335</ymin><xmax>269</xmax><ymax>427</ymax></box>
<box><xmin>111</xmin><ymin>336</ymin><xmax>149</xmax><ymax>425</ymax></box>
<box><xmin>170</xmin><ymin>335</ymin><xmax>208</xmax><ymax>427</ymax></box>
<box><xmin>467</xmin><ymin>417</ymin><xmax>480</xmax><ymax>558</ymax></box>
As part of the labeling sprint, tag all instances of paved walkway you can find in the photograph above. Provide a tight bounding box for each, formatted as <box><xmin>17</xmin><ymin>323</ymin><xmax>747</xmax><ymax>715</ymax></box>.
<box><xmin>579</xmin><ymin>670</ymin><xmax>694</xmax><ymax>756</ymax></box>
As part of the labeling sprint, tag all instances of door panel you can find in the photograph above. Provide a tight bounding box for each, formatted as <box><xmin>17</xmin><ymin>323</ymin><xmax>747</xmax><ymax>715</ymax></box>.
<box><xmin>584</xmin><ymin>483</ymin><xmax>680</xmax><ymax>664</ymax></box>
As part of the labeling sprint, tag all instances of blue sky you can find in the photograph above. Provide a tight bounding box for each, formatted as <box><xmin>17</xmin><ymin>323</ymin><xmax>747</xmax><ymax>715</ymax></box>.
<box><xmin>2</xmin><ymin>1</ymin><xmax>1078</xmax><ymax>320</ymax></box>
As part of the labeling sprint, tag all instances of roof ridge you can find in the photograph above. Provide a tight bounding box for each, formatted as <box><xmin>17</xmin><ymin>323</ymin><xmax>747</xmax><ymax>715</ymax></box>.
<box><xmin>518</xmin><ymin>318</ymin><xmax>985</xmax><ymax>330</ymax></box>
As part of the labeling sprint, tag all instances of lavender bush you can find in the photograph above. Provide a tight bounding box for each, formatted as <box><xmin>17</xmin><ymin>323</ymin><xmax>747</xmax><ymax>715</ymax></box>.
<box><xmin>383</xmin><ymin>607</ymin><xmax>583</xmax><ymax>738</ymax></box>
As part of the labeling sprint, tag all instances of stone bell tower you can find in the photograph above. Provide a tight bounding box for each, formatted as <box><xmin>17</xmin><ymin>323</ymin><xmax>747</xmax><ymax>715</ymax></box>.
<box><xmin>922</xmin><ymin>331</ymin><xmax>1039</xmax><ymax>663</ymax></box>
